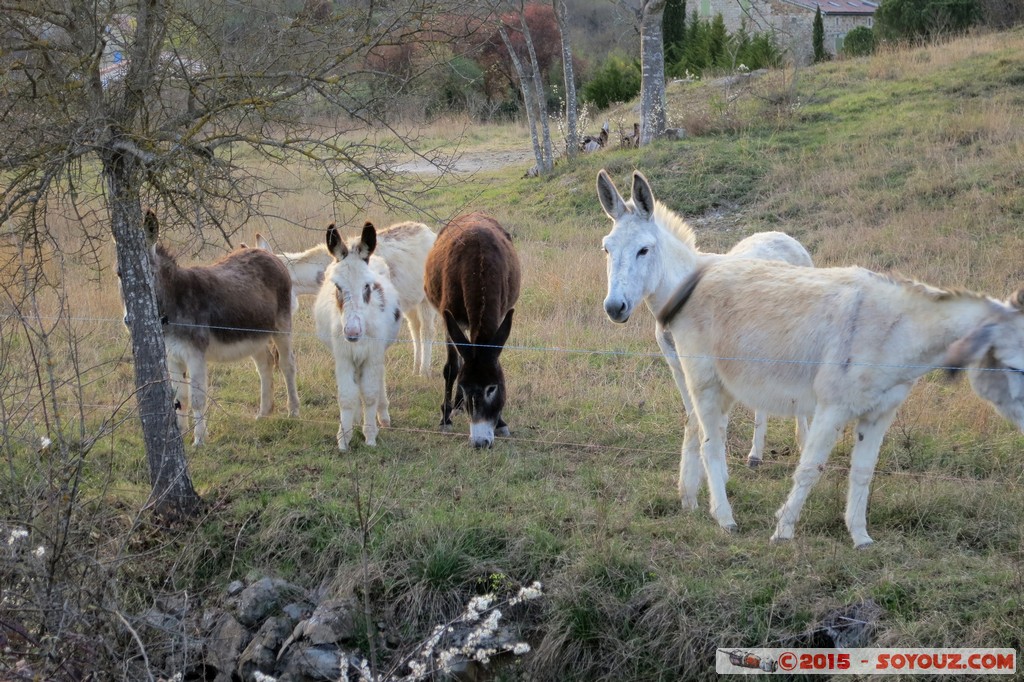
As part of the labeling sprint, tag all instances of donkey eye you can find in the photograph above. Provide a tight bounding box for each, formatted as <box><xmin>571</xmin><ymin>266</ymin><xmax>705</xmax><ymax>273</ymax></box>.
<box><xmin>484</xmin><ymin>385</ymin><xmax>499</xmax><ymax>402</ymax></box>
<box><xmin>601</xmin><ymin>245</ymin><xmax>608</xmax><ymax>254</ymax></box>
<box><xmin>363</xmin><ymin>283</ymin><xmax>372</xmax><ymax>303</ymax></box>
<box><xmin>637</xmin><ymin>247</ymin><xmax>649</xmax><ymax>257</ymax></box>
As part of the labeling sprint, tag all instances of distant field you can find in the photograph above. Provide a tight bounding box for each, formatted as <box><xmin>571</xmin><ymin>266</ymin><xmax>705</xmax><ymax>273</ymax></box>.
<box><xmin>3</xmin><ymin>28</ymin><xmax>1024</xmax><ymax>681</ymax></box>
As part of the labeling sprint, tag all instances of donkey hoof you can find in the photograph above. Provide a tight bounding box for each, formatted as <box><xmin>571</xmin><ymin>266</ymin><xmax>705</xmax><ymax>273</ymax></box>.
<box><xmin>439</xmin><ymin>423</ymin><xmax>453</xmax><ymax>433</ymax></box>
<box><xmin>747</xmin><ymin>458</ymin><xmax>762</xmax><ymax>469</ymax></box>
<box><xmin>854</xmin><ymin>539</ymin><xmax>874</xmax><ymax>550</ymax></box>
<box><xmin>722</xmin><ymin>523</ymin><xmax>739</xmax><ymax>534</ymax></box>
<box><xmin>769</xmin><ymin>534</ymin><xmax>792</xmax><ymax>545</ymax></box>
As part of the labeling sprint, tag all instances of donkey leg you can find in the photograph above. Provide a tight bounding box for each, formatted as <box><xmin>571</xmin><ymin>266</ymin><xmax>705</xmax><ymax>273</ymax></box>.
<box><xmin>360</xmin><ymin>365</ymin><xmax>385</xmax><ymax>447</ymax></box>
<box><xmin>440</xmin><ymin>342</ymin><xmax>460</xmax><ymax>431</ymax></box>
<box><xmin>374</xmin><ymin>359</ymin><xmax>391</xmax><ymax>429</ymax></box>
<box><xmin>690</xmin><ymin>385</ymin><xmax>737</xmax><ymax>532</ymax></box>
<box><xmin>747</xmin><ymin>411</ymin><xmax>768</xmax><ymax>468</ymax></box>
<box><xmin>771</xmin><ymin>406</ymin><xmax>847</xmax><ymax>543</ymax></box>
<box><xmin>167</xmin><ymin>355</ymin><xmax>190</xmax><ymax>438</ymax></box>
<box><xmin>845</xmin><ymin>397</ymin><xmax>904</xmax><ymax>547</ymax></box>
<box><xmin>273</xmin><ymin>333</ymin><xmax>300</xmax><ymax>417</ymax></box>
<box><xmin>187</xmin><ymin>355</ymin><xmax>209</xmax><ymax>446</ymax></box>
<box><xmin>253</xmin><ymin>343</ymin><xmax>276</xmax><ymax>418</ymax></box>
<box><xmin>334</xmin><ymin>358</ymin><xmax>359</xmax><ymax>451</ymax></box>
<box><xmin>795</xmin><ymin>415</ymin><xmax>809</xmax><ymax>450</ymax></box>
<box><xmin>657</xmin><ymin>325</ymin><xmax>705</xmax><ymax>510</ymax></box>
<box><xmin>405</xmin><ymin>307</ymin><xmax>424</xmax><ymax>377</ymax></box>
<box><xmin>495</xmin><ymin>415</ymin><xmax>510</xmax><ymax>437</ymax></box>
<box><xmin>418</xmin><ymin>302</ymin><xmax>437</xmax><ymax>377</ymax></box>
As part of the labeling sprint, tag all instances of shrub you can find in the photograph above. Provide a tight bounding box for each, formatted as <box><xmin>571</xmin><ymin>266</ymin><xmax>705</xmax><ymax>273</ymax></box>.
<box><xmin>843</xmin><ymin>26</ymin><xmax>876</xmax><ymax>56</ymax></box>
<box><xmin>580</xmin><ymin>54</ymin><xmax>641</xmax><ymax>109</ymax></box>
<box><xmin>875</xmin><ymin>0</ymin><xmax>982</xmax><ymax>41</ymax></box>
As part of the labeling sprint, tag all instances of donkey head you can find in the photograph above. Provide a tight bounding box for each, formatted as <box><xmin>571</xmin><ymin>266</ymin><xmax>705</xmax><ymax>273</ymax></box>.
<box><xmin>945</xmin><ymin>289</ymin><xmax>1024</xmax><ymax>432</ymax></box>
<box><xmin>325</xmin><ymin>222</ymin><xmax>384</xmax><ymax>342</ymax></box>
<box><xmin>445</xmin><ymin>309</ymin><xmax>514</xmax><ymax>449</ymax></box>
<box><xmin>597</xmin><ymin>170</ymin><xmax>663</xmax><ymax>323</ymax></box>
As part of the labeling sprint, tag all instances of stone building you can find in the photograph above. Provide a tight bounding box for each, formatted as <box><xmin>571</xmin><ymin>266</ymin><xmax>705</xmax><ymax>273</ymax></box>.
<box><xmin>697</xmin><ymin>0</ymin><xmax>877</xmax><ymax>64</ymax></box>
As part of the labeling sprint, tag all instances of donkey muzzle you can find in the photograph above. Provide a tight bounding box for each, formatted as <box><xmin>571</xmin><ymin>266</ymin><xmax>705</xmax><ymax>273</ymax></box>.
<box><xmin>604</xmin><ymin>298</ymin><xmax>631</xmax><ymax>323</ymax></box>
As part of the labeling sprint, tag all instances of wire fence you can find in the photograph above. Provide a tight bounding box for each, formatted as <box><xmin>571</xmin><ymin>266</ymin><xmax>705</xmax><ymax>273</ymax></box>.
<box><xmin>4</xmin><ymin>312</ymin><xmax>1022</xmax><ymax>375</ymax></box>
<box><xmin>4</xmin><ymin>308</ymin><xmax>1022</xmax><ymax>493</ymax></box>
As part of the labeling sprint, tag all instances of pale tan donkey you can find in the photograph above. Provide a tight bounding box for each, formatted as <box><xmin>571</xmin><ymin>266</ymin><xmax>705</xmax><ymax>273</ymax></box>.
<box><xmin>658</xmin><ymin>257</ymin><xmax>1024</xmax><ymax>547</ymax></box>
<box><xmin>258</xmin><ymin>221</ymin><xmax>438</xmax><ymax>376</ymax></box>
<box><xmin>596</xmin><ymin>169</ymin><xmax>813</xmax><ymax>482</ymax></box>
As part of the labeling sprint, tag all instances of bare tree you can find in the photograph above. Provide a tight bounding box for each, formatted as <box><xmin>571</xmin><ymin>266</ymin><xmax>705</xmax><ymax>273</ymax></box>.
<box><xmin>553</xmin><ymin>0</ymin><xmax>580</xmax><ymax>156</ymax></box>
<box><xmin>495</xmin><ymin>1</ymin><xmax>555</xmax><ymax>174</ymax></box>
<box><xmin>637</xmin><ymin>0</ymin><xmax>668</xmax><ymax>144</ymax></box>
<box><xmin>0</xmin><ymin>0</ymin><xmax>477</xmax><ymax>520</ymax></box>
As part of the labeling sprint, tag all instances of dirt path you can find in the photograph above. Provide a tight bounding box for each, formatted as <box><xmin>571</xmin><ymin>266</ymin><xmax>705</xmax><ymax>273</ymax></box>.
<box><xmin>394</xmin><ymin>149</ymin><xmax>534</xmax><ymax>174</ymax></box>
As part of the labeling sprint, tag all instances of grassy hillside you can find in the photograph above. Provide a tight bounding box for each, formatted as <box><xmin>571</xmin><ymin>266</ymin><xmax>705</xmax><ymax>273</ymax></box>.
<box><xmin>4</xmin><ymin>29</ymin><xmax>1024</xmax><ymax>680</ymax></box>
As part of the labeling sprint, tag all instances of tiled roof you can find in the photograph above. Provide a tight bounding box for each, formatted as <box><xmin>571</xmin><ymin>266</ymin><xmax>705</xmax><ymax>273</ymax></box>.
<box><xmin>784</xmin><ymin>0</ymin><xmax>878</xmax><ymax>14</ymax></box>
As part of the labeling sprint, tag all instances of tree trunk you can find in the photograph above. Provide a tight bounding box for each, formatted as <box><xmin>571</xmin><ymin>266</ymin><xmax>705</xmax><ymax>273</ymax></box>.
<box><xmin>553</xmin><ymin>0</ymin><xmax>579</xmax><ymax>158</ymax></box>
<box><xmin>519</xmin><ymin>14</ymin><xmax>554</xmax><ymax>172</ymax></box>
<box><xmin>498</xmin><ymin>24</ymin><xmax>545</xmax><ymax>175</ymax></box>
<box><xmin>104</xmin><ymin>151</ymin><xmax>201</xmax><ymax>522</ymax></box>
<box><xmin>639</xmin><ymin>0</ymin><xmax>668</xmax><ymax>145</ymax></box>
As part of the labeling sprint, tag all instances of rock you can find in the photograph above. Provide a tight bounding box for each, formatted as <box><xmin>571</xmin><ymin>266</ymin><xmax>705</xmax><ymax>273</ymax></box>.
<box><xmin>238</xmin><ymin>616</ymin><xmax>292</xmax><ymax>681</ymax></box>
<box><xmin>279</xmin><ymin>643</ymin><xmax>343</xmax><ymax>681</ymax></box>
<box><xmin>205</xmin><ymin>613</ymin><xmax>252</xmax><ymax>680</ymax></box>
<box><xmin>283</xmin><ymin>597</ymin><xmax>357</xmax><ymax>649</ymax></box>
<box><xmin>658</xmin><ymin>128</ymin><xmax>687</xmax><ymax>141</ymax></box>
<box><xmin>236</xmin><ymin>577</ymin><xmax>301</xmax><ymax>627</ymax></box>
<box><xmin>227</xmin><ymin>580</ymin><xmax>245</xmax><ymax>597</ymax></box>
<box><xmin>139</xmin><ymin>607</ymin><xmax>180</xmax><ymax>634</ymax></box>
<box><xmin>282</xmin><ymin>602</ymin><xmax>309</xmax><ymax>623</ymax></box>
<box><xmin>816</xmin><ymin>599</ymin><xmax>884</xmax><ymax>649</ymax></box>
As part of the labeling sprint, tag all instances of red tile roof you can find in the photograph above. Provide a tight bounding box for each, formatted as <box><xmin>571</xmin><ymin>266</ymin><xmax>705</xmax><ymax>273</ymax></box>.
<box><xmin>785</xmin><ymin>0</ymin><xmax>878</xmax><ymax>14</ymax></box>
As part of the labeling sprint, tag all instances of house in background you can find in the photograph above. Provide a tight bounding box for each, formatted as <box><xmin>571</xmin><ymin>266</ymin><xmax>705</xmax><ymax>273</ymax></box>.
<box><xmin>698</xmin><ymin>0</ymin><xmax>877</xmax><ymax>63</ymax></box>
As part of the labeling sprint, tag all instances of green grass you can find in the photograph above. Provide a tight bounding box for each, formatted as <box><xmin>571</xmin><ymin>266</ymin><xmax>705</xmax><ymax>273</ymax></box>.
<box><xmin>4</xmin><ymin>28</ymin><xmax>1024</xmax><ymax>681</ymax></box>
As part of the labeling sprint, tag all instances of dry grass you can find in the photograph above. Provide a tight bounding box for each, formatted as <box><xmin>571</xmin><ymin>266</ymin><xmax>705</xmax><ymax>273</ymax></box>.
<box><xmin>3</xmin><ymin>28</ymin><xmax>1024</xmax><ymax>681</ymax></box>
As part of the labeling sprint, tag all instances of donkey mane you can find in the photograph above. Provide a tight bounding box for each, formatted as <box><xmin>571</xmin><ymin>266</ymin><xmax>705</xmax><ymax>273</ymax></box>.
<box><xmin>652</xmin><ymin>201</ymin><xmax>697</xmax><ymax>249</ymax></box>
<box><xmin>880</xmin><ymin>270</ymin><xmax>987</xmax><ymax>303</ymax></box>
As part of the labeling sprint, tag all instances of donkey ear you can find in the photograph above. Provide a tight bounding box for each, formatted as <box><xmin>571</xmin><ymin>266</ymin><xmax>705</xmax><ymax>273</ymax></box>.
<box><xmin>444</xmin><ymin>310</ymin><xmax>473</xmax><ymax>359</ymax></box>
<box><xmin>944</xmin><ymin>322</ymin><xmax>996</xmax><ymax>379</ymax></box>
<box><xmin>143</xmin><ymin>210</ymin><xmax>160</xmax><ymax>244</ymax></box>
<box><xmin>631</xmin><ymin>171</ymin><xmax>656</xmax><ymax>220</ymax></box>
<box><xmin>596</xmin><ymin>170</ymin><xmax>627</xmax><ymax>220</ymax></box>
<box><xmin>326</xmin><ymin>224</ymin><xmax>347</xmax><ymax>260</ymax></box>
<box><xmin>358</xmin><ymin>222</ymin><xmax>377</xmax><ymax>261</ymax></box>
<box><xmin>488</xmin><ymin>308</ymin><xmax>514</xmax><ymax>357</ymax></box>
<box><xmin>255</xmin><ymin>232</ymin><xmax>272</xmax><ymax>251</ymax></box>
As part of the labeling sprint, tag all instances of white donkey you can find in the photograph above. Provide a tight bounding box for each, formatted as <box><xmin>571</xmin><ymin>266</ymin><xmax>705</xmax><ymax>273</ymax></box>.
<box><xmin>597</xmin><ymin>169</ymin><xmax>813</xmax><ymax>472</ymax></box>
<box><xmin>314</xmin><ymin>222</ymin><xmax>403</xmax><ymax>451</ymax></box>
<box><xmin>657</xmin><ymin>256</ymin><xmax>1024</xmax><ymax>547</ymax></box>
<box><xmin>262</xmin><ymin>221</ymin><xmax>437</xmax><ymax>376</ymax></box>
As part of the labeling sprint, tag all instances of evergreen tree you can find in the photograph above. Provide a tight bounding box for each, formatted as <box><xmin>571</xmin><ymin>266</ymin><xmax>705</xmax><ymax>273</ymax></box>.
<box><xmin>708</xmin><ymin>13</ymin><xmax>728</xmax><ymax>67</ymax></box>
<box><xmin>813</xmin><ymin>6</ymin><xmax>830</xmax><ymax>62</ymax></box>
<box><xmin>663</xmin><ymin>0</ymin><xmax>687</xmax><ymax>65</ymax></box>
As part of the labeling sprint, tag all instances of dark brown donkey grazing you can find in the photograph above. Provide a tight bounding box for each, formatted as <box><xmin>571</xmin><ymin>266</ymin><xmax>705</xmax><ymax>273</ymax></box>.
<box><xmin>424</xmin><ymin>212</ymin><xmax>521</xmax><ymax>448</ymax></box>
<box><xmin>141</xmin><ymin>210</ymin><xmax>299</xmax><ymax>445</ymax></box>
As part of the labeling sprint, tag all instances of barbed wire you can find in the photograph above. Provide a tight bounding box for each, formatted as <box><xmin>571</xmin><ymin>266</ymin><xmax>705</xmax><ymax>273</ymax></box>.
<box><xmin>2</xmin><ymin>312</ymin><xmax>1022</xmax><ymax>376</ymax></box>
